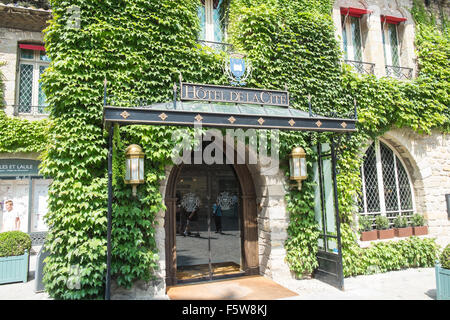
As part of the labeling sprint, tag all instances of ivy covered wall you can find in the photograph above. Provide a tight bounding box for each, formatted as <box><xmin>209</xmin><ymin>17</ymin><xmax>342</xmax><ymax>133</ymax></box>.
<box><xmin>0</xmin><ymin>0</ymin><xmax>442</xmax><ymax>299</ymax></box>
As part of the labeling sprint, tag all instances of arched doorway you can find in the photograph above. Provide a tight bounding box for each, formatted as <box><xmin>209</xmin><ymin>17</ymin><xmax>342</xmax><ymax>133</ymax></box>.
<box><xmin>164</xmin><ymin>163</ymin><xmax>258</xmax><ymax>287</ymax></box>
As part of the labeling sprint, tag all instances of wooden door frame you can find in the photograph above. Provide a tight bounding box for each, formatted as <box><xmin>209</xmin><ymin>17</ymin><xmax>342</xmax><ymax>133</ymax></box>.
<box><xmin>164</xmin><ymin>163</ymin><xmax>258</xmax><ymax>287</ymax></box>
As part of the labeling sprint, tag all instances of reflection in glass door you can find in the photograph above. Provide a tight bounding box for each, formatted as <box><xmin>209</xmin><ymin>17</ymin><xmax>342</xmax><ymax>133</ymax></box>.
<box><xmin>175</xmin><ymin>164</ymin><xmax>243</xmax><ymax>283</ymax></box>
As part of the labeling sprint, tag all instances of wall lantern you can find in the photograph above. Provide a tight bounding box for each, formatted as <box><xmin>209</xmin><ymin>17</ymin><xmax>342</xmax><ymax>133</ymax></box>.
<box><xmin>125</xmin><ymin>144</ymin><xmax>145</xmax><ymax>197</ymax></box>
<box><xmin>289</xmin><ymin>146</ymin><xmax>307</xmax><ymax>191</ymax></box>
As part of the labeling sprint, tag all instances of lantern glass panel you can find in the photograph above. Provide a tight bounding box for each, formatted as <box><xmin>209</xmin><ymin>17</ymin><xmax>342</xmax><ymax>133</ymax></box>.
<box><xmin>289</xmin><ymin>157</ymin><xmax>294</xmax><ymax>177</ymax></box>
<box><xmin>300</xmin><ymin>157</ymin><xmax>306</xmax><ymax>177</ymax></box>
<box><xmin>131</xmin><ymin>158</ymin><xmax>139</xmax><ymax>180</ymax></box>
<box><xmin>293</xmin><ymin>158</ymin><xmax>300</xmax><ymax>177</ymax></box>
<box><xmin>125</xmin><ymin>158</ymin><xmax>131</xmax><ymax>181</ymax></box>
<box><xmin>139</xmin><ymin>158</ymin><xmax>144</xmax><ymax>181</ymax></box>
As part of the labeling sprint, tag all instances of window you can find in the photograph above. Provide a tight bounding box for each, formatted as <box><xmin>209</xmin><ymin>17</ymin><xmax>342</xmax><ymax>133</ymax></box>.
<box><xmin>358</xmin><ymin>140</ymin><xmax>415</xmax><ymax>227</ymax></box>
<box><xmin>17</xmin><ymin>45</ymin><xmax>50</xmax><ymax>114</ymax></box>
<box><xmin>381</xmin><ymin>22</ymin><xmax>400</xmax><ymax>68</ymax></box>
<box><xmin>380</xmin><ymin>16</ymin><xmax>413</xmax><ymax>79</ymax></box>
<box><xmin>198</xmin><ymin>0</ymin><xmax>225</xmax><ymax>43</ymax></box>
<box><xmin>339</xmin><ymin>7</ymin><xmax>375</xmax><ymax>75</ymax></box>
<box><xmin>341</xmin><ymin>15</ymin><xmax>363</xmax><ymax>62</ymax></box>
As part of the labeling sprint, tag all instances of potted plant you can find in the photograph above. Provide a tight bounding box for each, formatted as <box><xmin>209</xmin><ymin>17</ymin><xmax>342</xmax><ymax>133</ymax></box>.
<box><xmin>411</xmin><ymin>213</ymin><xmax>428</xmax><ymax>236</ymax></box>
<box><xmin>375</xmin><ymin>215</ymin><xmax>394</xmax><ymax>240</ymax></box>
<box><xmin>393</xmin><ymin>215</ymin><xmax>413</xmax><ymax>237</ymax></box>
<box><xmin>359</xmin><ymin>215</ymin><xmax>377</xmax><ymax>241</ymax></box>
<box><xmin>0</xmin><ymin>231</ymin><xmax>31</xmax><ymax>284</ymax></box>
<box><xmin>435</xmin><ymin>244</ymin><xmax>450</xmax><ymax>300</ymax></box>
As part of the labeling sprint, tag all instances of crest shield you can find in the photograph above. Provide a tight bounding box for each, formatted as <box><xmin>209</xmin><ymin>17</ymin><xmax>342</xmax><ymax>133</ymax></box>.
<box><xmin>230</xmin><ymin>58</ymin><xmax>246</xmax><ymax>79</ymax></box>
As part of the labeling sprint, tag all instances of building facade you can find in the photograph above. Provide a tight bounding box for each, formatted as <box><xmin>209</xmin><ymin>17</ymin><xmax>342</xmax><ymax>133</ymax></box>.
<box><xmin>0</xmin><ymin>2</ymin><xmax>51</xmax><ymax>244</ymax></box>
<box><xmin>0</xmin><ymin>0</ymin><xmax>448</xmax><ymax>299</ymax></box>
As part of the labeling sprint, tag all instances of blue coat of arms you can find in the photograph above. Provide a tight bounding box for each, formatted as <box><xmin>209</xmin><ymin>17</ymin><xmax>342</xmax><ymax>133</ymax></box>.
<box><xmin>225</xmin><ymin>53</ymin><xmax>252</xmax><ymax>86</ymax></box>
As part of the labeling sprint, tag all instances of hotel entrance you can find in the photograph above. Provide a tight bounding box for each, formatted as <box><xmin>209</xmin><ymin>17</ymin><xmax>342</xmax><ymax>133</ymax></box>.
<box><xmin>175</xmin><ymin>164</ymin><xmax>243</xmax><ymax>283</ymax></box>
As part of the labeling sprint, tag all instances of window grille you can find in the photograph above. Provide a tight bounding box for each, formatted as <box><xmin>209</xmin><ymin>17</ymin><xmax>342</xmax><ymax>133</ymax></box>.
<box><xmin>359</xmin><ymin>140</ymin><xmax>415</xmax><ymax>228</ymax></box>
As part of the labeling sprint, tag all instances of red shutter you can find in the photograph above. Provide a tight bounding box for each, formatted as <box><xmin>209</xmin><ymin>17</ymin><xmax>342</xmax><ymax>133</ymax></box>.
<box><xmin>19</xmin><ymin>44</ymin><xmax>46</xmax><ymax>51</ymax></box>
<box><xmin>381</xmin><ymin>15</ymin><xmax>407</xmax><ymax>24</ymax></box>
<box><xmin>340</xmin><ymin>7</ymin><xmax>371</xmax><ymax>18</ymax></box>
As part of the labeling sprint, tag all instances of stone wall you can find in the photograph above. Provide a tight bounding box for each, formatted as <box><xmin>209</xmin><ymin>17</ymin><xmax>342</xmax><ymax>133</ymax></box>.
<box><xmin>382</xmin><ymin>128</ymin><xmax>450</xmax><ymax>247</ymax></box>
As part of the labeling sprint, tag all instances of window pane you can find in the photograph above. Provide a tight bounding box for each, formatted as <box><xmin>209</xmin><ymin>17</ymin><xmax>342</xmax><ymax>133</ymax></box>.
<box><xmin>327</xmin><ymin>238</ymin><xmax>338</xmax><ymax>254</ymax></box>
<box><xmin>362</xmin><ymin>144</ymin><xmax>380</xmax><ymax>213</ymax></box>
<box><xmin>381</xmin><ymin>24</ymin><xmax>388</xmax><ymax>65</ymax></box>
<box><xmin>19</xmin><ymin>64</ymin><xmax>33</xmax><ymax>112</ymax></box>
<box><xmin>396</xmin><ymin>156</ymin><xmax>413</xmax><ymax>211</ymax></box>
<box><xmin>351</xmin><ymin>17</ymin><xmax>362</xmax><ymax>61</ymax></box>
<box><xmin>341</xmin><ymin>16</ymin><xmax>349</xmax><ymax>60</ymax></box>
<box><xmin>323</xmin><ymin>156</ymin><xmax>336</xmax><ymax>236</ymax></box>
<box><xmin>39</xmin><ymin>51</ymin><xmax>51</xmax><ymax>62</ymax></box>
<box><xmin>38</xmin><ymin>65</ymin><xmax>48</xmax><ymax>110</ymax></box>
<box><xmin>213</xmin><ymin>0</ymin><xmax>223</xmax><ymax>42</ymax></box>
<box><xmin>380</xmin><ymin>142</ymin><xmax>398</xmax><ymax>212</ymax></box>
<box><xmin>20</xmin><ymin>49</ymin><xmax>34</xmax><ymax>59</ymax></box>
<box><xmin>312</xmin><ymin>160</ymin><xmax>323</xmax><ymax>232</ymax></box>
<box><xmin>198</xmin><ymin>2</ymin><xmax>206</xmax><ymax>40</ymax></box>
<box><xmin>388</xmin><ymin>24</ymin><xmax>400</xmax><ymax>67</ymax></box>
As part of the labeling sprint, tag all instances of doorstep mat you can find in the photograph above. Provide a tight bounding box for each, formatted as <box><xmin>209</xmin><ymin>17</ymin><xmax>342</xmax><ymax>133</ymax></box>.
<box><xmin>167</xmin><ymin>275</ymin><xmax>299</xmax><ymax>300</ymax></box>
<box><xmin>177</xmin><ymin>262</ymin><xmax>242</xmax><ymax>281</ymax></box>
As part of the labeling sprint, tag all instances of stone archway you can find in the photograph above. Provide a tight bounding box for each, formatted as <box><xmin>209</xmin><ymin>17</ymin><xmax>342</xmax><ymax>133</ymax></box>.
<box><xmin>164</xmin><ymin>163</ymin><xmax>258</xmax><ymax>287</ymax></box>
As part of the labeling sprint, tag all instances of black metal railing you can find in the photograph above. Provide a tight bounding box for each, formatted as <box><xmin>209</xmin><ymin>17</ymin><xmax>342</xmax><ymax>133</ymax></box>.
<box><xmin>344</xmin><ymin>60</ymin><xmax>375</xmax><ymax>75</ymax></box>
<box><xmin>385</xmin><ymin>65</ymin><xmax>413</xmax><ymax>80</ymax></box>
<box><xmin>13</xmin><ymin>105</ymin><xmax>49</xmax><ymax>116</ymax></box>
<box><xmin>196</xmin><ymin>39</ymin><xmax>233</xmax><ymax>52</ymax></box>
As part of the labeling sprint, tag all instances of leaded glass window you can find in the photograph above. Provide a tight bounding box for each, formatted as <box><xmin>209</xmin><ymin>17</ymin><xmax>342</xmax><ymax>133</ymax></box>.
<box><xmin>17</xmin><ymin>46</ymin><xmax>50</xmax><ymax>114</ymax></box>
<box><xmin>198</xmin><ymin>0</ymin><xmax>225</xmax><ymax>43</ymax></box>
<box><xmin>381</xmin><ymin>22</ymin><xmax>400</xmax><ymax>67</ymax></box>
<box><xmin>341</xmin><ymin>15</ymin><xmax>363</xmax><ymax>62</ymax></box>
<box><xmin>358</xmin><ymin>140</ymin><xmax>415</xmax><ymax>228</ymax></box>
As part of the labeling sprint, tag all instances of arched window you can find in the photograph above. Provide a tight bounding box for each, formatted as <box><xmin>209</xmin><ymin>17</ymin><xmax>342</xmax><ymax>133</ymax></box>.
<box><xmin>358</xmin><ymin>140</ymin><xmax>415</xmax><ymax>227</ymax></box>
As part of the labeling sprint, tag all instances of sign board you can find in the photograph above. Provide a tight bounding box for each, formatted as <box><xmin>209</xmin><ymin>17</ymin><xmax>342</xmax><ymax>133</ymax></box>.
<box><xmin>180</xmin><ymin>82</ymin><xmax>289</xmax><ymax>107</ymax></box>
<box><xmin>0</xmin><ymin>159</ymin><xmax>41</xmax><ymax>177</ymax></box>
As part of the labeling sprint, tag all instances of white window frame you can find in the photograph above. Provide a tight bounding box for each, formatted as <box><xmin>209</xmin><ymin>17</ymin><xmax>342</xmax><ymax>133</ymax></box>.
<box><xmin>359</xmin><ymin>139</ymin><xmax>416</xmax><ymax>224</ymax></box>
<box><xmin>16</xmin><ymin>46</ymin><xmax>50</xmax><ymax>113</ymax></box>
<box><xmin>204</xmin><ymin>0</ymin><xmax>215</xmax><ymax>42</ymax></box>
<box><xmin>341</xmin><ymin>14</ymin><xmax>363</xmax><ymax>62</ymax></box>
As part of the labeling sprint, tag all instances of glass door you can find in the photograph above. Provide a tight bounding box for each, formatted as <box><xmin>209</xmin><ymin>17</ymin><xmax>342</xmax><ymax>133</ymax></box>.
<box><xmin>175</xmin><ymin>164</ymin><xmax>242</xmax><ymax>283</ymax></box>
<box><xmin>210</xmin><ymin>167</ymin><xmax>242</xmax><ymax>279</ymax></box>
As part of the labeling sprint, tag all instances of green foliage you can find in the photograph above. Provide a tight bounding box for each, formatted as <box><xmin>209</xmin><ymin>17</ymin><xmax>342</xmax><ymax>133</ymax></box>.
<box><xmin>0</xmin><ymin>231</ymin><xmax>32</xmax><ymax>257</ymax></box>
<box><xmin>393</xmin><ymin>216</ymin><xmax>408</xmax><ymax>229</ymax></box>
<box><xmin>39</xmin><ymin>0</ymin><xmax>226</xmax><ymax>299</ymax></box>
<box><xmin>358</xmin><ymin>215</ymin><xmax>373</xmax><ymax>232</ymax></box>
<box><xmin>360</xmin><ymin>237</ymin><xmax>439</xmax><ymax>274</ymax></box>
<box><xmin>284</xmin><ymin>177</ymin><xmax>320</xmax><ymax>276</ymax></box>
<box><xmin>411</xmin><ymin>213</ymin><xmax>426</xmax><ymax>227</ymax></box>
<box><xmin>440</xmin><ymin>244</ymin><xmax>450</xmax><ymax>270</ymax></box>
<box><xmin>0</xmin><ymin>111</ymin><xmax>50</xmax><ymax>153</ymax></box>
<box><xmin>375</xmin><ymin>215</ymin><xmax>389</xmax><ymax>230</ymax></box>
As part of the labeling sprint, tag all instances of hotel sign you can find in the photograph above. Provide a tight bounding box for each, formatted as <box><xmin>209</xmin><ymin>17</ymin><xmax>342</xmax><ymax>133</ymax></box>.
<box><xmin>0</xmin><ymin>159</ymin><xmax>40</xmax><ymax>177</ymax></box>
<box><xmin>180</xmin><ymin>82</ymin><xmax>289</xmax><ymax>107</ymax></box>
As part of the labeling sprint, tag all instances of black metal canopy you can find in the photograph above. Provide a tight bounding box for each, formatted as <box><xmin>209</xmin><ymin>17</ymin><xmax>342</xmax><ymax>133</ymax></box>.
<box><xmin>103</xmin><ymin>101</ymin><xmax>357</xmax><ymax>132</ymax></box>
